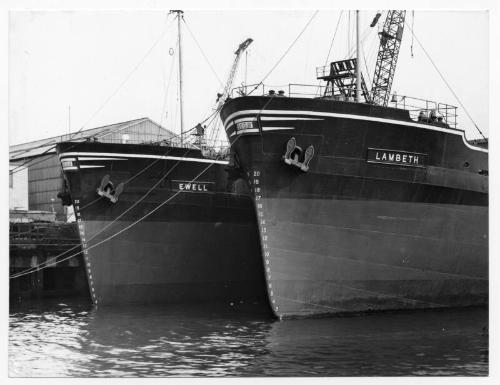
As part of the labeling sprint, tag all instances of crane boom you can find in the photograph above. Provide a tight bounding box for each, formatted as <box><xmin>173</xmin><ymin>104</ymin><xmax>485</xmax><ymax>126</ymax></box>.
<box><xmin>370</xmin><ymin>10</ymin><xmax>406</xmax><ymax>106</ymax></box>
<box><xmin>217</xmin><ymin>38</ymin><xmax>253</xmax><ymax>107</ymax></box>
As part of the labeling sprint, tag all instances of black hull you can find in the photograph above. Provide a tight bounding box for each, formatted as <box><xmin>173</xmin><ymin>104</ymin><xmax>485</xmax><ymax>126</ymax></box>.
<box><xmin>56</xmin><ymin>141</ymin><xmax>267</xmax><ymax>306</ymax></box>
<box><xmin>221</xmin><ymin>96</ymin><xmax>488</xmax><ymax>318</ymax></box>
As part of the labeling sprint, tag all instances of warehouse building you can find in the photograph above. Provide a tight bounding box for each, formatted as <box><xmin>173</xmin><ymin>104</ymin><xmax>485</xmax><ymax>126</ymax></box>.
<box><xmin>9</xmin><ymin>117</ymin><xmax>177</xmax><ymax>221</ymax></box>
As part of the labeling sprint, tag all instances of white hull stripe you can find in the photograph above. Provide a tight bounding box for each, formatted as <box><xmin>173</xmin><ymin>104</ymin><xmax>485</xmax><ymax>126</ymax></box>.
<box><xmin>226</xmin><ymin>116</ymin><xmax>321</xmax><ymax>131</ymax></box>
<box><xmin>223</xmin><ymin>109</ymin><xmax>488</xmax><ymax>153</ymax></box>
<box><xmin>228</xmin><ymin>126</ymin><xmax>294</xmax><ymax>137</ymax></box>
<box><xmin>63</xmin><ymin>166</ymin><xmax>78</xmax><ymax>170</ymax></box>
<box><xmin>229</xmin><ymin>128</ymin><xmax>260</xmax><ymax>137</ymax></box>
<box><xmin>80</xmin><ymin>165</ymin><xmax>106</xmax><ymax>169</ymax></box>
<box><xmin>262</xmin><ymin>126</ymin><xmax>294</xmax><ymax>131</ymax></box>
<box><xmin>77</xmin><ymin>157</ymin><xmax>127</xmax><ymax>161</ymax></box>
<box><xmin>234</xmin><ymin>117</ymin><xmax>257</xmax><ymax>123</ymax></box>
<box><xmin>260</xmin><ymin>117</ymin><xmax>323</xmax><ymax>121</ymax></box>
<box><xmin>59</xmin><ymin>152</ymin><xmax>229</xmax><ymax>165</ymax></box>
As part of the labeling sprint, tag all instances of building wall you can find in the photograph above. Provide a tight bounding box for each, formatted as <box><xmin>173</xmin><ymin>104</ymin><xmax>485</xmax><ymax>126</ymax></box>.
<box><xmin>28</xmin><ymin>155</ymin><xmax>65</xmax><ymax>219</ymax></box>
<box><xmin>12</xmin><ymin>119</ymin><xmax>176</xmax><ymax>222</ymax></box>
<box><xmin>9</xmin><ymin>163</ymin><xmax>29</xmax><ymax>210</ymax></box>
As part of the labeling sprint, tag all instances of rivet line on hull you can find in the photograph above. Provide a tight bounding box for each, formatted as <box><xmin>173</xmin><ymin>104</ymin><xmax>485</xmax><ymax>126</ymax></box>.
<box><xmin>74</xmin><ymin>199</ymin><xmax>98</xmax><ymax>305</ymax></box>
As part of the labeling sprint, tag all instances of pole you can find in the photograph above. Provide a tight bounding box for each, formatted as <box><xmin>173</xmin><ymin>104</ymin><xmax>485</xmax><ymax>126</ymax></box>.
<box><xmin>356</xmin><ymin>10</ymin><xmax>361</xmax><ymax>103</ymax></box>
<box><xmin>176</xmin><ymin>11</ymin><xmax>185</xmax><ymax>146</ymax></box>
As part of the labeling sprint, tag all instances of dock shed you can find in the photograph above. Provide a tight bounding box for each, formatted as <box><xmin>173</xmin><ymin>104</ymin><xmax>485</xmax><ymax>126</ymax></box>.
<box><xmin>9</xmin><ymin>117</ymin><xmax>177</xmax><ymax>221</ymax></box>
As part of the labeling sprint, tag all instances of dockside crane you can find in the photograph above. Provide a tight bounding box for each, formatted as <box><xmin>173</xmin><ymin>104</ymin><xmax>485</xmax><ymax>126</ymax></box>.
<box><xmin>196</xmin><ymin>38</ymin><xmax>253</xmax><ymax>148</ymax></box>
<box><xmin>370</xmin><ymin>10</ymin><xmax>406</xmax><ymax>106</ymax></box>
<box><xmin>216</xmin><ymin>38</ymin><xmax>253</xmax><ymax>108</ymax></box>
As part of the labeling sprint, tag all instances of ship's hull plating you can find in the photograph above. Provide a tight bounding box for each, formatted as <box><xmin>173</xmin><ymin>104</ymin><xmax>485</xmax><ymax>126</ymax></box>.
<box><xmin>221</xmin><ymin>96</ymin><xmax>488</xmax><ymax>318</ymax></box>
<box><xmin>57</xmin><ymin>141</ymin><xmax>267</xmax><ymax>306</ymax></box>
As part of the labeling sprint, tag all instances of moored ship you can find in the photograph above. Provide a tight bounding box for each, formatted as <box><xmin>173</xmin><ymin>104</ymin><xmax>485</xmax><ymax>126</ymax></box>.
<box><xmin>54</xmin><ymin>11</ymin><xmax>267</xmax><ymax>307</ymax></box>
<box><xmin>56</xmin><ymin>140</ymin><xmax>267</xmax><ymax>306</ymax></box>
<box><xmin>220</xmin><ymin>10</ymin><xmax>488</xmax><ymax>318</ymax></box>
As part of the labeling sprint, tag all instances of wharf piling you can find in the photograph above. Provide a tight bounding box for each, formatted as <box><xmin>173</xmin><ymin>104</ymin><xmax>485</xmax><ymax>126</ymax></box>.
<box><xmin>10</xmin><ymin>220</ymin><xmax>89</xmax><ymax>303</ymax></box>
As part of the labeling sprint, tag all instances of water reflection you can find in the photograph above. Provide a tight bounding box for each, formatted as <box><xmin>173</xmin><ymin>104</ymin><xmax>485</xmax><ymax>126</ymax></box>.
<box><xmin>9</xmin><ymin>300</ymin><xmax>488</xmax><ymax>377</ymax></box>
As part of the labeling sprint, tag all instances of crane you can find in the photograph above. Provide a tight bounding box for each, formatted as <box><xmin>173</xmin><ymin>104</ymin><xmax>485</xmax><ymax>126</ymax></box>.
<box><xmin>216</xmin><ymin>38</ymin><xmax>253</xmax><ymax>108</ymax></box>
<box><xmin>197</xmin><ymin>38</ymin><xmax>253</xmax><ymax>149</ymax></box>
<box><xmin>370</xmin><ymin>10</ymin><xmax>406</xmax><ymax>106</ymax></box>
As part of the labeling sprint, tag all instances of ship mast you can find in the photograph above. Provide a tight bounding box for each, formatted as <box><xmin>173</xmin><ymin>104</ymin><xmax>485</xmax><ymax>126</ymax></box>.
<box><xmin>170</xmin><ymin>10</ymin><xmax>185</xmax><ymax>146</ymax></box>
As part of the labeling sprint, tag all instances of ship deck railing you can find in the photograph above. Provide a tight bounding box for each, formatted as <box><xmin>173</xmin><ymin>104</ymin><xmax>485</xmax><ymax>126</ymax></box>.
<box><xmin>231</xmin><ymin>83</ymin><xmax>459</xmax><ymax>129</ymax></box>
<box><xmin>141</xmin><ymin>137</ymin><xmax>231</xmax><ymax>161</ymax></box>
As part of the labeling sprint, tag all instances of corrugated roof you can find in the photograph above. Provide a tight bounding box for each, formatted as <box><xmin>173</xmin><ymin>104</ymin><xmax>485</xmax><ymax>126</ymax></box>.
<box><xmin>10</xmin><ymin>117</ymin><xmax>176</xmax><ymax>161</ymax></box>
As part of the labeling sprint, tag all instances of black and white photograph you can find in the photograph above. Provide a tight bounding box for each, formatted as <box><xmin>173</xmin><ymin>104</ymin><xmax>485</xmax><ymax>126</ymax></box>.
<box><xmin>4</xmin><ymin>0</ymin><xmax>496</xmax><ymax>379</ymax></box>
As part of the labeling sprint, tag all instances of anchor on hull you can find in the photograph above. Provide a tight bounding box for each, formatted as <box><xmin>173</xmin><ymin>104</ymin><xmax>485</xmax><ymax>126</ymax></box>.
<box><xmin>96</xmin><ymin>174</ymin><xmax>124</xmax><ymax>203</ymax></box>
<box><xmin>283</xmin><ymin>137</ymin><xmax>314</xmax><ymax>172</ymax></box>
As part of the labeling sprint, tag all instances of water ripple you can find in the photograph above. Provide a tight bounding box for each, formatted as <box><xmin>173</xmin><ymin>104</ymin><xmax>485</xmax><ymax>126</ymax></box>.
<box><xmin>9</xmin><ymin>300</ymin><xmax>488</xmax><ymax>376</ymax></box>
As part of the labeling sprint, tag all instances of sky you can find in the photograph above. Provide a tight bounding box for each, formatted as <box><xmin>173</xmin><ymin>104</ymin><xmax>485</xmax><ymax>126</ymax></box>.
<box><xmin>1</xmin><ymin>2</ymin><xmax>500</xmax><ymax>382</ymax></box>
<box><xmin>7</xmin><ymin>6</ymin><xmax>491</xmax><ymax>146</ymax></box>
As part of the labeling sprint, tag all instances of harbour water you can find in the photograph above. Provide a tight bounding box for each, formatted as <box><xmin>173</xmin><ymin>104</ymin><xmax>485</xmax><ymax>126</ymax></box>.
<box><xmin>9</xmin><ymin>299</ymin><xmax>488</xmax><ymax>377</ymax></box>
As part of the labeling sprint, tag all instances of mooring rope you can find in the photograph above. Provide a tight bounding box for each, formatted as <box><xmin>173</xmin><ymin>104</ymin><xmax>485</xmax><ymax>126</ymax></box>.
<box><xmin>9</xmin><ymin>156</ymin><xmax>222</xmax><ymax>280</ymax></box>
<box><xmin>10</xmin><ymin>109</ymin><xmax>222</xmax><ymax>279</ymax></box>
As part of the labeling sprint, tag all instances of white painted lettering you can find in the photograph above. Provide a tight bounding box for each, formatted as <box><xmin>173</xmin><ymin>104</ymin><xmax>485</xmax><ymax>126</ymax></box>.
<box><xmin>414</xmin><ymin>156</ymin><xmax>419</xmax><ymax>164</ymax></box>
<box><xmin>396</xmin><ymin>154</ymin><xmax>401</xmax><ymax>162</ymax></box>
<box><xmin>402</xmin><ymin>154</ymin><xmax>407</xmax><ymax>163</ymax></box>
<box><xmin>381</xmin><ymin>153</ymin><xmax>387</xmax><ymax>161</ymax></box>
<box><xmin>375</xmin><ymin>152</ymin><xmax>381</xmax><ymax>160</ymax></box>
<box><xmin>388</xmin><ymin>154</ymin><xmax>395</xmax><ymax>161</ymax></box>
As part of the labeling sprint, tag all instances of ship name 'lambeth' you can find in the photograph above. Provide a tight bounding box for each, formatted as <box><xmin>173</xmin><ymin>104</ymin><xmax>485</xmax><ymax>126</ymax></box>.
<box><xmin>366</xmin><ymin>148</ymin><xmax>427</xmax><ymax>167</ymax></box>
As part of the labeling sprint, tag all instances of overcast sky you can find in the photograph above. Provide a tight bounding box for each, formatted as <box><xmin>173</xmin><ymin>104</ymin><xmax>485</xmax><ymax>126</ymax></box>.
<box><xmin>7</xmin><ymin>6</ymin><xmax>490</xmax><ymax>145</ymax></box>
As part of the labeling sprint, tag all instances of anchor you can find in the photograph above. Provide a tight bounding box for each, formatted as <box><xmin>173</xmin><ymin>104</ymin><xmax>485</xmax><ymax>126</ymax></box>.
<box><xmin>283</xmin><ymin>137</ymin><xmax>315</xmax><ymax>172</ymax></box>
<box><xmin>96</xmin><ymin>174</ymin><xmax>124</xmax><ymax>203</ymax></box>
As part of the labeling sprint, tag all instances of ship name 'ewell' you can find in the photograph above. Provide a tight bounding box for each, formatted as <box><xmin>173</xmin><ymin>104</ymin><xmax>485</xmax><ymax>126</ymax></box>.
<box><xmin>172</xmin><ymin>180</ymin><xmax>214</xmax><ymax>192</ymax></box>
